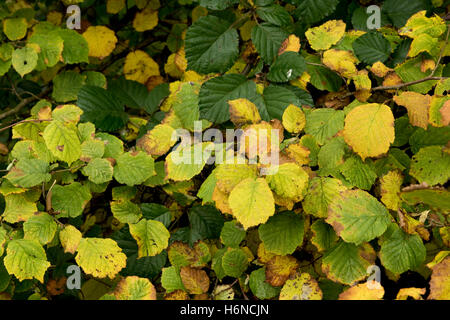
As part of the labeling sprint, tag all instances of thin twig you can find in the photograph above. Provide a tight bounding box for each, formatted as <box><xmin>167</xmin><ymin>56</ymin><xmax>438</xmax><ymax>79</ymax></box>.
<box><xmin>372</xmin><ymin>76</ymin><xmax>447</xmax><ymax>91</ymax></box>
<box><xmin>0</xmin><ymin>119</ymin><xmax>51</xmax><ymax>133</ymax></box>
<box><xmin>0</xmin><ymin>86</ymin><xmax>51</xmax><ymax>121</ymax></box>
<box><xmin>430</xmin><ymin>24</ymin><xmax>450</xmax><ymax>77</ymax></box>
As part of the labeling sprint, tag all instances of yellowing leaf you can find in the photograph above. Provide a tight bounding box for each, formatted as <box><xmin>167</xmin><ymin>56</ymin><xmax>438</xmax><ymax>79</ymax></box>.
<box><xmin>284</xmin><ymin>142</ymin><xmax>310</xmax><ymax>166</ymax></box>
<box><xmin>59</xmin><ymin>225</ymin><xmax>82</xmax><ymax>254</ymax></box>
<box><xmin>124</xmin><ymin>50</ymin><xmax>160</xmax><ymax>84</ymax></box>
<box><xmin>396</xmin><ymin>287</ymin><xmax>425</xmax><ymax>300</ymax></box>
<box><xmin>215</xmin><ymin>163</ymin><xmax>258</xmax><ymax>193</ymax></box>
<box><xmin>305</xmin><ymin>20</ymin><xmax>346</xmax><ymax>51</ymax></box>
<box><xmin>338</xmin><ymin>281</ymin><xmax>384</xmax><ymax>300</ymax></box>
<box><xmin>399</xmin><ymin>11</ymin><xmax>446</xmax><ymax>39</ymax></box>
<box><xmin>180</xmin><ymin>266</ymin><xmax>210</xmax><ymax>294</ymax></box>
<box><xmin>393</xmin><ymin>92</ymin><xmax>431</xmax><ymax>129</ymax></box>
<box><xmin>380</xmin><ymin>170</ymin><xmax>403</xmax><ymax>211</ymax></box>
<box><xmin>43</xmin><ymin>121</ymin><xmax>81</xmax><ymax>165</ymax></box>
<box><xmin>265</xmin><ymin>163</ymin><xmax>309</xmax><ymax>202</ymax></box>
<box><xmin>282</xmin><ymin>104</ymin><xmax>306</xmax><ymax>134</ymax></box>
<box><xmin>370</xmin><ymin>61</ymin><xmax>393</xmax><ymax>78</ymax></box>
<box><xmin>323</xmin><ymin>49</ymin><xmax>358</xmax><ymax>78</ymax></box>
<box><xmin>137</xmin><ymin>124</ymin><xmax>176</xmax><ymax>156</ymax></box>
<box><xmin>352</xmin><ymin>70</ymin><xmax>372</xmax><ymax>102</ymax></box>
<box><xmin>428</xmin><ymin>256</ymin><xmax>450</xmax><ymax>300</ymax></box>
<box><xmin>429</xmin><ymin>96</ymin><xmax>450</xmax><ymax>127</ymax></box>
<box><xmin>129</xmin><ymin>219</ymin><xmax>170</xmax><ymax>258</ymax></box>
<box><xmin>107</xmin><ymin>0</ymin><xmax>125</xmax><ymax>14</ymax></box>
<box><xmin>75</xmin><ymin>238</ymin><xmax>127</xmax><ymax>279</ymax></box>
<box><xmin>228</xmin><ymin>177</ymin><xmax>275</xmax><ymax>230</ymax></box>
<box><xmin>408</xmin><ymin>33</ymin><xmax>439</xmax><ymax>58</ymax></box>
<box><xmin>265</xmin><ymin>255</ymin><xmax>299</xmax><ymax>287</ymax></box>
<box><xmin>3</xmin><ymin>18</ymin><xmax>28</xmax><ymax>41</ymax></box>
<box><xmin>133</xmin><ymin>8</ymin><xmax>158</xmax><ymax>32</ymax></box>
<box><xmin>278</xmin><ymin>34</ymin><xmax>301</xmax><ymax>55</ymax></box>
<box><xmin>279</xmin><ymin>273</ymin><xmax>323</xmax><ymax>300</ymax></box>
<box><xmin>228</xmin><ymin>98</ymin><xmax>262</xmax><ymax>126</ymax></box>
<box><xmin>2</xmin><ymin>193</ymin><xmax>37</xmax><ymax>223</ymax></box>
<box><xmin>114</xmin><ymin>276</ymin><xmax>156</xmax><ymax>300</ymax></box>
<box><xmin>4</xmin><ymin>239</ymin><xmax>50</xmax><ymax>283</ymax></box>
<box><xmin>343</xmin><ymin>103</ymin><xmax>395</xmax><ymax>160</ymax></box>
<box><xmin>82</xmin><ymin>26</ymin><xmax>118</xmax><ymax>59</ymax></box>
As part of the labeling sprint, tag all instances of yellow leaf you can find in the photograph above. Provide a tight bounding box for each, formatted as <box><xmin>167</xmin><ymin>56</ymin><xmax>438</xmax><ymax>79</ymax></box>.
<box><xmin>352</xmin><ymin>70</ymin><xmax>372</xmax><ymax>102</ymax></box>
<box><xmin>137</xmin><ymin>124</ymin><xmax>176</xmax><ymax>156</ymax></box>
<box><xmin>82</xmin><ymin>26</ymin><xmax>117</xmax><ymax>60</ymax></box>
<box><xmin>370</xmin><ymin>61</ymin><xmax>393</xmax><ymax>78</ymax></box>
<box><xmin>239</xmin><ymin>20</ymin><xmax>257</xmax><ymax>42</ymax></box>
<box><xmin>393</xmin><ymin>91</ymin><xmax>431</xmax><ymax>129</ymax></box>
<box><xmin>123</xmin><ymin>50</ymin><xmax>160</xmax><ymax>84</ymax></box>
<box><xmin>59</xmin><ymin>225</ymin><xmax>82</xmax><ymax>254</ymax></box>
<box><xmin>75</xmin><ymin>238</ymin><xmax>127</xmax><ymax>279</ymax></box>
<box><xmin>305</xmin><ymin>20</ymin><xmax>346</xmax><ymax>51</ymax></box>
<box><xmin>284</xmin><ymin>142</ymin><xmax>310</xmax><ymax>166</ymax></box>
<box><xmin>279</xmin><ymin>273</ymin><xmax>323</xmax><ymax>300</ymax></box>
<box><xmin>278</xmin><ymin>34</ymin><xmax>301</xmax><ymax>55</ymax></box>
<box><xmin>323</xmin><ymin>49</ymin><xmax>358</xmax><ymax>78</ymax></box>
<box><xmin>399</xmin><ymin>11</ymin><xmax>446</xmax><ymax>39</ymax></box>
<box><xmin>257</xmin><ymin>242</ymin><xmax>276</xmax><ymax>264</ymax></box>
<box><xmin>380</xmin><ymin>170</ymin><xmax>403</xmax><ymax>211</ymax></box>
<box><xmin>212</xmin><ymin>186</ymin><xmax>233</xmax><ymax>214</ymax></box>
<box><xmin>240</xmin><ymin>121</ymin><xmax>280</xmax><ymax>158</ymax></box>
<box><xmin>164</xmin><ymin>48</ymin><xmax>187</xmax><ymax>79</ymax></box>
<box><xmin>107</xmin><ymin>0</ymin><xmax>125</xmax><ymax>14</ymax></box>
<box><xmin>133</xmin><ymin>8</ymin><xmax>158</xmax><ymax>32</ymax></box>
<box><xmin>228</xmin><ymin>98</ymin><xmax>262</xmax><ymax>126</ymax></box>
<box><xmin>215</xmin><ymin>163</ymin><xmax>258</xmax><ymax>193</ymax></box>
<box><xmin>396</xmin><ymin>287</ymin><xmax>425</xmax><ymax>300</ymax></box>
<box><xmin>282</xmin><ymin>104</ymin><xmax>306</xmax><ymax>134</ymax></box>
<box><xmin>343</xmin><ymin>103</ymin><xmax>395</xmax><ymax>160</ymax></box>
<box><xmin>47</xmin><ymin>11</ymin><xmax>63</xmax><ymax>26</ymax></box>
<box><xmin>339</xmin><ymin>281</ymin><xmax>384</xmax><ymax>300</ymax></box>
<box><xmin>382</xmin><ymin>72</ymin><xmax>403</xmax><ymax>92</ymax></box>
<box><xmin>289</xmin><ymin>72</ymin><xmax>310</xmax><ymax>91</ymax></box>
<box><xmin>228</xmin><ymin>177</ymin><xmax>275</xmax><ymax>230</ymax></box>
<box><xmin>192</xmin><ymin>5</ymin><xmax>208</xmax><ymax>23</ymax></box>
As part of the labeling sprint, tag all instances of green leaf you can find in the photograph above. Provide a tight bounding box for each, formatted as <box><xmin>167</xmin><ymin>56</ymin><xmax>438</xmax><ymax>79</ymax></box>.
<box><xmin>111</xmin><ymin>200</ymin><xmax>142</xmax><ymax>224</ymax></box>
<box><xmin>220</xmin><ymin>221</ymin><xmax>246</xmax><ymax>248</ymax></box>
<box><xmin>352</xmin><ymin>31</ymin><xmax>392</xmax><ymax>64</ymax></box>
<box><xmin>113</xmin><ymin>276</ymin><xmax>156</xmax><ymax>300</ymax></box>
<box><xmin>409</xmin><ymin>126</ymin><xmax>450</xmax><ymax>154</ymax></box>
<box><xmin>129</xmin><ymin>219</ymin><xmax>170</xmax><ymax>258</ymax></box>
<box><xmin>82</xmin><ymin>158</ymin><xmax>114</xmax><ymax>184</ymax></box>
<box><xmin>197</xmin><ymin>170</ymin><xmax>217</xmax><ymax>204</ymax></box>
<box><xmin>251</xmin><ymin>23</ymin><xmax>288</xmax><ymax>64</ymax></box>
<box><xmin>113</xmin><ymin>151</ymin><xmax>155</xmax><ymax>186</ymax></box>
<box><xmin>53</xmin><ymin>29</ymin><xmax>89</xmax><ymax>64</ymax></box>
<box><xmin>339</xmin><ymin>155</ymin><xmax>377</xmax><ymax>191</ymax></box>
<box><xmin>409</xmin><ymin>146</ymin><xmax>450</xmax><ymax>186</ymax></box>
<box><xmin>23</xmin><ymin>213</ymin><xmax>57</xmax><ymax>245</ymax></box>
<box><xmin>306</xmin><ymin>55</ymin><xmax>343</xmax><ymax>92</ymax></box>
<box><xmin>3</xmin><ymin>18</ymin><xmax>28</xmax><ymax>41</ymax></box>
<box><xmin>141</xmin><ymin>203</ymin><xmax>172</xmax><ymax>227</ymax></box>
<box><xmin>199</xmin><ymin>0</ymin><xmax>239</xmax><ymax>11</ymax></box>
<box><xmin>267</xmin><ymin>52</ymin><xmax>306</xmax><ymax>83</ymax></box>
<box><xmin>108</xmin><ymin>78</ymin><xmax>156</xmax><ymax>110</ymax></box>
<box><xmin>77</xmin><ymin>85</ymin><xmax>128</xmax><ymax>132</ymax></box>
<box><xmin>256</xmin><ymin>4</ymin><xmax>292</xmax><ymax>27</ymax></box>
<box><xmin>303</xmin><ymin>177</ymin><xmax>347</xmax><ymax>218</ymax></box>
<box><xmin>75</xmin><ymin>238</ymin><xmax>127</xmax><ymax>279</ymax></box>
<box><xmin>188</xmin><ymin>205</ymin><xmax>224</xmax><ymax>240</ymax></box>
<box><xmin>322</xmin><ymin>241</ymin><xmax>375</xmax><ymax>285</ymax></box>
<box><xmin>199</xmin><ymin>74</ymin><xmax>259</xmax><ymax>124</ymax></box>
<box><xmin>258</xmin><ymin>211</ymin><xmax>304</xmax><ymax>255</ymax></box>
<box><xmin>326</xmin><ymin>189</ymin><xmax>391</xmax><ymax>245</ymax></box>
<box><xmin>221</xmin><ymin>248</ymin><xmax>248</xmax><ymax>278</ymax></box>
<box><xmin>293</xmin><ymin>0</ymin><xmax>339</xmax><ymax>24</ymax></box>
<box><xmin>185</xmin><ymin>15</ymin><xmax>239</xmax><ymax>74</ymax></box>
<box><xmin>96</xmin><ymin>133</ymin><xmax>124</xmax><ymax>158</ymax></box>
<box><xmin>311</xmin><ymin>220</ymin><xmax>338</xmax><ymax>252</ymax></box>
<box><xmin>256</xmin><ymin>85</ymin><xmax>300</xmax><ymax>121</ymax></box>
<box><xmin>249</xmin><ymin>268</ymin><xmax>281</xmax><ymax>299</ymax></box>
<box><xmin>12</xmin><ymin>47</ymin><xmax>38</xmax><ymax>77</ymax></box>
<box><xmin>400</xmin><ymin>189</ymin><xmax>450</xmax><ymax>213</ymax></box>
<box><xmin>52</xmin><ymin>71</ymin><xmax>85</xmax><ymax>103</ymax></box>
<box><xmin>4</xmin><ymin>240</ymin><xmax>50</xmax><ymax>283</ymax></box>
<box><xmin>5</xmin><ymin>159</ymin><xmax>51</xmax><ymax>188</ymax></box>
<box><xmin>28</xmin><ymin>32</ymin><xmax>64</xmax><ymax>69</ymax></box>
<box><xmin>43</xmin><ymin>120</ymin><xmax>81</xmax><ymax>165</ymax></box>
<box><xmin>379</xmin><ymin>224</ymin><xmax>426</xmax><ymax>274</ymax></box>
<box><xmin>161</xmin><ymin>266</ymin><xmax>185</xmax><ymax>293</ymax></box>
<box><xmin>304</xmin><ymin>108</ymin><xmax>345</xmax><ymax>145</ymax></box>
<box><xmin>382</xmin><ymin>0</ymin><xmax>429</xmax><ymax>28</ymax></box>
<box><xmin>51</xmin><ymin>182</ymin><xmax>92</xmax><ymax>218</ymax></box>
<box><xmin>395</xmin><ymin>56</ymin><xmax>443</xmax><ymax>94</ymax></box>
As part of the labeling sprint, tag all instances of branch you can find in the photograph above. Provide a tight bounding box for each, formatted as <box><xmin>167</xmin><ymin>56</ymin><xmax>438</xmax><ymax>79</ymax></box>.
<box><xmin>372</xmin><ymin>76</ymin><xmax>447</xmax><ymax>91</ymax></box>
<box><xmin>0</xmin><ymin>86</ymin><xmax>51</xmax><ymax>121</ymax></box>
<box><xmin>430</xmin><ymin>24</ymin><xmax>450</xmax><ymax>77</ymax></box>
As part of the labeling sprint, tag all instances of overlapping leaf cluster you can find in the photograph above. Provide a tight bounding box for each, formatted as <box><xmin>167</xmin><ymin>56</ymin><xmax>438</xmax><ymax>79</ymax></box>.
<box><xmin>0</xmin><ymin>0</ymin><xmax>449</xmax><ymax>300</ymax></box>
